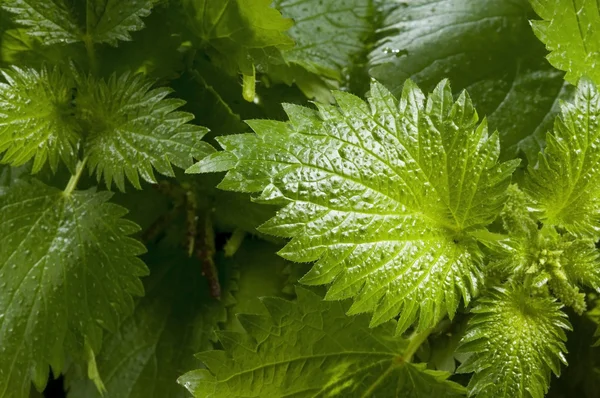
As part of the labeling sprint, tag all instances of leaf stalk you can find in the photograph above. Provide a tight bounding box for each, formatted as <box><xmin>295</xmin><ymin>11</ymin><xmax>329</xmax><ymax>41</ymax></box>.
<box><xmin>63</xmin><ymin>157</ymin><xmax>88</xmax><ymax>196</ymax></box>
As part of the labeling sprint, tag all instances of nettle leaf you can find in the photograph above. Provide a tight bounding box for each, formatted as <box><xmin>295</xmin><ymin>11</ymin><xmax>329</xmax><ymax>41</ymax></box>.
<box><xmin>1</xmin><ymin>0</ymin><xmax>157</xmax><ymax>46</ymax></box>
<box><xmin>190</xmin><ymin>79</ymin><xmax>519</xmax><ymax>333</ymax></box>
<box><xmin>0</xmin><ymin>66</ymin><xmax>80</xmax><ymax>173</ymax></box>
<box><xmin>66</xmin><ymin>247</ymin><xmax>230</xmax><ymax>398</ymax></box>
<box><xmin>458</xmin><ymin>286</ymin><xmax>571</xmax><ymax>398</ymax></box>
<box><xmin>77</xmin><ymin>72</ymin><xmax>214</xmax><ymax>191</ymax></box>
<box><xmin>530</xmin><ymin>0</ymin><xmax>600</xmax><ymax>86</ymax></box>
<box><xmin>84</xmin><ymin>0</ymin><xmax>156</xmax><ymax>46</ymax></box>
<box><xmin>0</xmin><ymin>179</ymin><xmax>147</xmax><ymax>398</ymax></box>
<box><xmin>181</xmin><ymin>0</ymin><xmax>294</xmax><ymax>76</ymax></box>
<box><xmin>526</xmin><ymin>79</ymin><xmax>600</xmax><ymax>237</ymax></box>
<box><xmin>369</xmin><ymin>0</ymin><xmax>572</xmax><ymax>159</ymax></box>
<box><xmin>1</xmin><ymin>0</ymin><xmax>80</xmax><ymax>45</ymax></box>
<box><xmin>179</xmin><ymin>287</ymin><xmax>466</xmax><ymax>397</ymax></box>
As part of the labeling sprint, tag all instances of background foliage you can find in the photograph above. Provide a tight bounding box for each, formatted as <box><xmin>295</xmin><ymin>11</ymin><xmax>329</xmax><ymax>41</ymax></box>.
<box><xmin>0</xmin><ymin>0</ymin><xmax>599</xmax><ymax>397</ymax></box>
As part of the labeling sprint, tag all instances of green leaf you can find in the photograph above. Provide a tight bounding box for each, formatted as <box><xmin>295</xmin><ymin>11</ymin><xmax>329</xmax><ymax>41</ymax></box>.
<box><xmin>66</xmin><ymin>246</ymin><xmax>230</xmax><ymax>398</ymax></box>
<box><xmin>83</xmin><ymin>0</ymin><xmax>156</xmax><ymax>46</ymax></box>
<box><xmin>457</xmin><ymin>285</ymin><xmax>571</xmax><ymax>398</ymax></box>
<box><xmin>0</xmin><ymin>179</ymin><xmax>148</xmax><ymax>397</ymax></box>
<box><xmin>179</xmin><ymin>287</ymin><xmax>466</xmax><ymax>397</ymax></box>
<box><xmin>0</xmin><ymin>66</ymin><xmax>80</xmax><ymax>173</ymax></box>
<box><xmin>77</xmin><ymin>72</ymin><xmax>214</xmax><ymax>191</ymax></box>
<box><xmin>530</xmin><ymin>0</ymin><xmax>600</xmax><ymax>86</ymax></box>
<box><xmin>526</xmin><ymin>79</ymin><xmax>600</xmax><ymax>237</ymax></box>
<box><xmin>1</xmin><ymin>0</ymin><xmax>157</xmax><ymax>46</ymax></box>
<box><xmin>1</xmin><ymin>0</ymin><xmax>80</xmax><ymax>45</ymax></box>
<box><xmin>369</xmin><ymin>0</ymin><xmax>572</xmax><ymax>159</ymax></box>
<box><xmin>189</xmin><ymin>79</ymin><xmax>518</xmax><ymax>333</ymax></box>
<box><xmin>181</xmin><ymin>0</ymin><xmax>293</xmax><ymax>76</ymax></box>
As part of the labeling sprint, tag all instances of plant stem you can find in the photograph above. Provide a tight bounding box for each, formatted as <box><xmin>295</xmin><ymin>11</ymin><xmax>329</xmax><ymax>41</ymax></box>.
<box><xmin>84</xmin><ymin>36</ymin><xmax>98</xmax><ymax>74</ymax></box>
<box><xmin>64</xmin><ymin>158</ymin><xmax>88</xmax><ymax>196</ymax></box>
<box><xmin>224</xmin><ymin>229</ymin><xmax>246</xmax><ymax>257</ymax></box>
<box><xmin>403</xmin><ymin>327</ymin><xmax>433</xmax><ymax>362</ymax></box>
<box><xmin>360</xmin><ymin>327</ymin><xmax>434</xmax><ymax>398</ymax></box>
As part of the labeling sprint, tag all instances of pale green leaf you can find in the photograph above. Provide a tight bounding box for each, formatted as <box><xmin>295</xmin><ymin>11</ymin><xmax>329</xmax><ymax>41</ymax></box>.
<box><xmin>0</xmin><ymin>179</ymin><xmax>148</xmax><ymax>398</ymax></box>
<box><xmin>66</xmin><ymin>247</ymin><xmax>229</xmax><ymax>398</ymax></box>
<box><xmin>494</xmin><ymin>185</ymin><xmax>600</xmax><ymax>313</ymax></box>
<box><xmin>458</xmin><ymin>285</ymin><xmax>571</xmax><ymax>398</ymax></box>
<box><xmin>1</xmin><ymin>0</ymin><xmax>157</xmax><ymax>46</ymax></box>
<box><xmin>189</xmin><ymin>79</ymin><xmax>518</xmax><ymax>333</ymax></box>
<box><xmin>530</xmin><ymin>0</ymin><xmax>600</xmax><ymax>86</ymax></box>
<box><xmin>0</xmin><ymin>66</ymin><xmax>80</xmax><ymax>173</ymax></box>
<box><xmin>369</xmin><ymin>0</ymin><xmax>573</xmax><ymax>159</ymax></box>
<box><xmin>179</xmin><ymin>287</ymin><xmax>466</xmax><ymax>398</ymax></box>
<box><xmin>526</xmin><ymin>79</ymin><xmax>600</xmax><ymax>237</ymax></box>
<box><xmin>77</xmin><ymin>72</ymin><xmax>214</xmax><ymax>191</ymax></box>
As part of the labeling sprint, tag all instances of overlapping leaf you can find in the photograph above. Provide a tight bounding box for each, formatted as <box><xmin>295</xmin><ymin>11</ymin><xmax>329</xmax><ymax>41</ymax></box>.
<box><xmin>526</xmin><ymin>79</ymin><xmax>600</xmax><ymax>237</ymax></box>
<box><xmin>530</xmin><ymin>0</ymin><xmax>600</xmax><ymax>86</ymax></box>
<box><xmin>1</xmin><ymin>0</ymin><xmax>156</xmax><ymax>46</ymax></box>
<box><xmin>66</xmin><ymin>247</ymin><xmax>230</xmax><ymax>398</ymax></box>
<box><xmin>181</xmin><ymin>0</ymin><xmax>293</xmax><ymax>77</ymax></box>
<box><xmin>267</xmin><ymin>0</ymin><xmax>372</xmax><ymax>101</ymax></box>
<box><xmin>0</xmin><ymin>180</ymin><xmax>148</xmax><ymax>398</ymax></box>
<box><xmin>77</xmin><ymin>72</ymin><xmax>213</xmax><ymax>191</ymax></box>
<box><xmin>369</xmin><ymin>0</ymin><xmax>572</xmax><ymax>159</ymax></box>
<box><xmin>458</xmin><ymin>286</ymin><xmax>570</xmax><ymax>398</ymax></box>
<box><xmin>0</xmin><ymin>66</ymin><xmax>79</xmax><ymax>172</ymax></box>
<box><xmin>179</xmin><ymin>287</ymin><xmax>466</xmax><ymax>397</ymax></box>
<box><xmin>190</xmin><ymin>79</ymin><xmax>519</xmax><ymax>333</ymax></box>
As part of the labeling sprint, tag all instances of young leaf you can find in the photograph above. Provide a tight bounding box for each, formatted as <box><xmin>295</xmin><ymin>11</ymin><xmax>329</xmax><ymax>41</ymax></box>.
<box><xmin>458</xmin><ymin>286</ymin><xmax>571</xmax><ymax>398</ymax></box>
<box><xmin>77</xmin><ymin>72</ymin><xmax>214</xmax><ymax>191</ymax></box>
<box><xmin>0</xmin><ymin>179</ymin><xmax>148</xmax><ymax>398</ymax></box>
<box><xmin>0</xmin><ymin>66</ymin><xmax>80</xmax><ymax>173</ymax></box>
<box><xmin>494</xmin><ymin>186</ymin><xmax>600</xmax><ymax>313</ymax></box>
<box><xmin>66</xmin><ymin>247</ymin><xmax>230</xmax><ymax>398</ymax></box>
<box><xmin>526</xmin><ymin>79</ymin><xmax>600</xmax><ymax>237</ymax></box>
<box><xmin>1</xmin><ymin>0</ymin><xmax>156</xmax><ymax>46</ymax></box>
<box><xmin>530</xmin><ymin>0</ymin><xmax>600</xmax><ymax>86</ymax></box>
<box><xmin>189</xmin><ymin>79</ymin><xmax>519</xmax><ymax>333</ymax></box>
<box><xmin>179</xmin><ymin>287</ymin><xmax>466</xmax><ymax>397</ymax></box>
<box><xmin>369</xmin><ymin>0</ymin><xmax>572</xmax><ymax>159</ymax></box>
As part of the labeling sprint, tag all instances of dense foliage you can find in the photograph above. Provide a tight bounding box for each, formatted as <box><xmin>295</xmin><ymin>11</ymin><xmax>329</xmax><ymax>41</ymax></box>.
<box><xmin>0</xmin><ymin>0</ymin><xmax>600</xmax><ymax>397</ymax></box>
